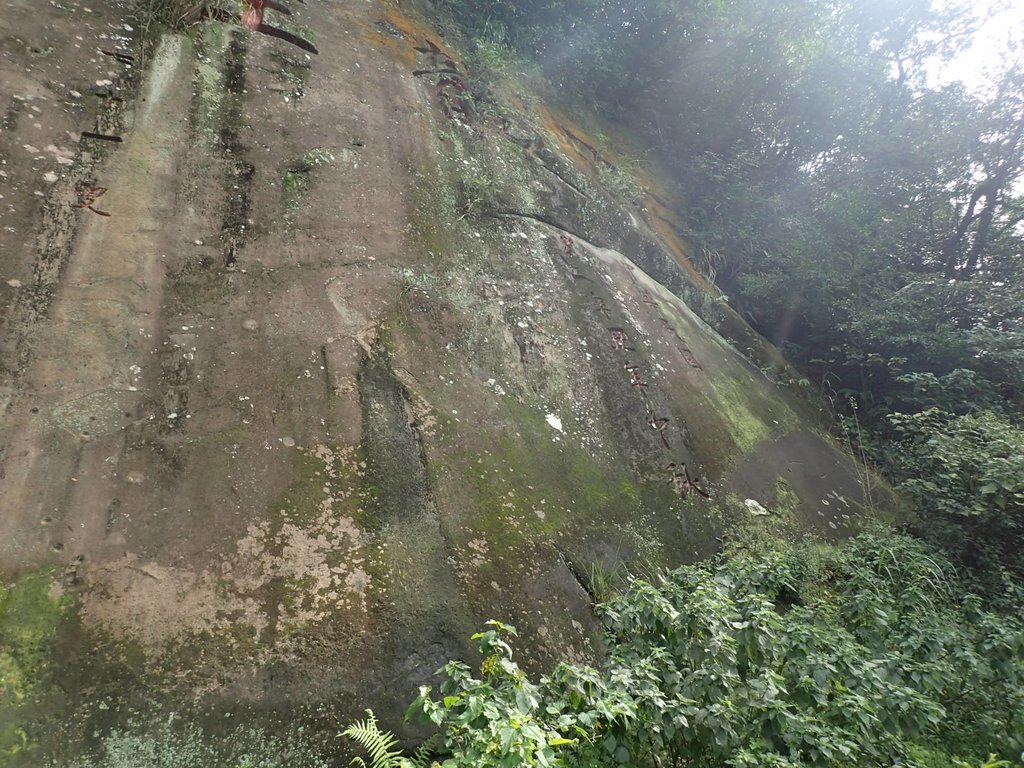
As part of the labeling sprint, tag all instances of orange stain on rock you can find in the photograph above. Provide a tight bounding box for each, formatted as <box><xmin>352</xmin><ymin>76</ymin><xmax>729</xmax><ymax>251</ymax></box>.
<box><xmin>642</xmin><ymin>195</ymin><xmax>717</xmax><ymax>291</ymax></box>
<box><xmin>361</xmin><ymin>3</ymin><xmax>719</xmax><ymax>310</ymax></box>
<box><xmin>534</xmin><ymin>103</ymin><xmax>716</xmax><ymax>292</ymax></box>
<box><xmin>536</xmin><ymin>103</ymin><xmax>611</xmax><ymax>178</ymax></box>
<box><xmin>357</xmin><ymin>1</ymin><xmax>460</xmax><ymax>69</ymax></box>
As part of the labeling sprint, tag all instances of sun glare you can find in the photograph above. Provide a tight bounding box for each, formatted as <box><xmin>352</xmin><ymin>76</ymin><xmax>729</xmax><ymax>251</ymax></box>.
<box><xmin>930</xmin><ymin>0</ymin><xmax>1024</xmax><ymax>93</ymax></box>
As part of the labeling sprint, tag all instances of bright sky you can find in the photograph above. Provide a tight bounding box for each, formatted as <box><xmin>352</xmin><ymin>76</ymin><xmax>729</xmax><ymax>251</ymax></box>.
<box><xmin>929</xmin><ymin>0</ymin><xmax>1024</xmax><ymax>94</ymax></box>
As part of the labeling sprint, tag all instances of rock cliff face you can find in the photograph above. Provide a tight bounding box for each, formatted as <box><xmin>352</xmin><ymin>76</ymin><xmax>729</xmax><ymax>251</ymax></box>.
<box><xmin>0</xmin><ymin>0</ymin><xmax>887</xmax><ymax>761</ymax></box>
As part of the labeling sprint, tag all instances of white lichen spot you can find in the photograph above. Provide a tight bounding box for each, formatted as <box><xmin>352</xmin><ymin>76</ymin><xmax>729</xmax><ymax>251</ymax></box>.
<box><xmin>744</xmin><ymin>499</ymin><xmax>769</xmax><ymax>516</ymax></box>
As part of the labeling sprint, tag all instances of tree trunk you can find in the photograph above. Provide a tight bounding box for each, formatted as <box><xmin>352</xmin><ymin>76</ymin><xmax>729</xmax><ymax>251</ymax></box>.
<box><xmin>962</xmin><ymin>189</ymin><xmax>998</xmax><ymax>277</ymax></box>
<box><xmin>942</xmin><ymin>186</ymin><xmax>984</xmax><ymax>279</ymax></box>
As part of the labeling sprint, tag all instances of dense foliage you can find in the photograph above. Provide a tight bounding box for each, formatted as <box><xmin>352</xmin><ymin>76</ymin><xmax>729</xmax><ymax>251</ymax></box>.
<box><xmin>436</xmin><ymin>0</ymin><xmax>1024</xmax><ymax>574</ymax></box>
<box><xmin>345</xmin><ymin>529</ymin><xmax>1023</xmax><ymax>767</ymax></box>
<box><xmin>883</xmin><ymin>407</ymin><xmax>1024</xmax><ymax>572</ymax></box>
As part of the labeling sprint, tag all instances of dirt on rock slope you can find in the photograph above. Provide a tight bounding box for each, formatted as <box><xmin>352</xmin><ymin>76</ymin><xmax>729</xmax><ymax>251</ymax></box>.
<box><xmin>0</xmin><ymin>0</ymin><xmax>892</xmax><ymax>763</ymax></box>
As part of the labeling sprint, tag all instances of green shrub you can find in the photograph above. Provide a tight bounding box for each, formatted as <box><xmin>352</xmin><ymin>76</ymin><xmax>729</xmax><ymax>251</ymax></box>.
<box><xmin>389</xmin><ymin>529</ymin><xmax>1023</xmax><ymax>767</ymax></box>
<box><xmin>885</xmin><ymin>408</ymin><xmax>1024</xmax><ymax>573</ymax></box>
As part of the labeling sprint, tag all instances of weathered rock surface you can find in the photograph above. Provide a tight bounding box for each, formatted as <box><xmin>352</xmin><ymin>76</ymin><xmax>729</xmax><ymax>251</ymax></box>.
<box><xmin>0</xmin><ymin>0</ymin><xmax>890</xmax><ymax>762</ymax></box>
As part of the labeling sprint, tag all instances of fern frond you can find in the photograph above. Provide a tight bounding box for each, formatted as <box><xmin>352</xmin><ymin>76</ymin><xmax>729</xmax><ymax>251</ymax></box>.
<box><xmin>342</xmin><ymin>709</ymin><xmax>405</xmax><ymax>768</ymax></box>
<box><xmin>406</xmin><ymin>734</ymin><xmax>437</xmax><ymax>768</ymax></box>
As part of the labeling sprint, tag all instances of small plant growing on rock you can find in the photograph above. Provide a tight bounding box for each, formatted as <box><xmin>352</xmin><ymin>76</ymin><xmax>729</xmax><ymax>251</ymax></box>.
<box><xmin>343</xmin><ymin>710</ymin><xmax>435</xmax><ymax>768</ymax></box>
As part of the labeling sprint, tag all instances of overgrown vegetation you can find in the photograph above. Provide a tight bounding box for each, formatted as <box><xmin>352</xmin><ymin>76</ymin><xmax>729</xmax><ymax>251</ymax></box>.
<box><xmin>344</xmin><ymin>529</ymin><xmax>1023</xmax><ymax>767</ymax></box>
<box><xmin>883</xmin><ymin>407</ymin><xmax>1024</xmax><ymax>574</ymax></box>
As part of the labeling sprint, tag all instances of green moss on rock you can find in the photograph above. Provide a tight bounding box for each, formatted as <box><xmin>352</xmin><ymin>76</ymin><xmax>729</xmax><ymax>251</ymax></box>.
<box><xmin>0</xmin><ymin>570</ymin><xmax>66</xmax><ymax>763</ymax></box>
<box><xmin>772</xmin><ymin>475</ymin><xmax>802</xmax><ymax>518</ymax></box>
<box><xmin>707</xmin><ymin>376</ymin><xmax>774</xmax><ymax>454</ymax></box>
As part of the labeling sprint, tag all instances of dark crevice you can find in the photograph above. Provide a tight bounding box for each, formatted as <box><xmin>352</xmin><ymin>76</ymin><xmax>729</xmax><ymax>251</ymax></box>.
<box><xmin>539</xmin><ymin>163</ymin><xmax>594</xmax><ymax>200</ymax></box>
<box><xmin>357</xmin><ymin>344</ymin><xmax>432</xmax><ymax>527</ymax></box>
<box><xmin>562</xmin><ymin>126</ymin><xmax>602</xmax><ymax>162</ymax></box>
<box><xmin>557</xmin><ymin>548</ymin><xmax>599</xmax><ymax>606</ymax></box>
<box><xmin>217</xmin><ymin>33</ymin><xmax>254</xmax><ymax>268</ymax></box>
<box><xmin>319</xmin><ymin>344</ymin><xmax>331</xmax><ymax>397</ymax></box>
<box><xmin>487</xmin><ymin>209</ymin><xmax>585</xmax><ymax>240</ymax></box>
<box><xmin>2</xmin><ymin>97</ymin><xmax>24</xmax><ymax>130</ymax></box>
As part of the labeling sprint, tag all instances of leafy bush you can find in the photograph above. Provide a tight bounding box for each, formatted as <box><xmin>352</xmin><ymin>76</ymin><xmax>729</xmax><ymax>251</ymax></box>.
<box><xmin>382</xmin><ymin>529</ymin><xmax>1023</xmax><ymax>767</ymax></box>
<box><xmin>885</xmin><ymin>408</ymin><xmax>1024</xmax><ymax>572</ymax></box>
<box><xmin>894</xmin><ymin>370</ymin><xmax>1003</xmax><ymax>415</ymax></box>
